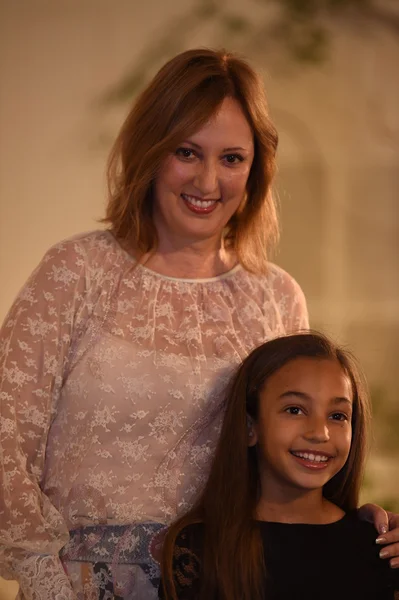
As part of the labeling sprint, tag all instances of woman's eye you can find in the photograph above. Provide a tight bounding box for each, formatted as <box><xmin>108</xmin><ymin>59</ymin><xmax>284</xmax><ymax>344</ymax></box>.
<box><xmin>330</xmin><ymin>412</ymin><xmax>348</xmax><ymax>422</ymax></box>
<box><xmin>176</xmin><ymin>147</ymin><xmax>195</xmax><ymax>159</ymax></box>
<box><xmin>285</xmin><ymin>406</ymin><xmax>303</xmax><ymax>415</ymax></box>
<box><xmin>224</xmin><ymin>153</ymin><xmax>244</xmax><ymax>165</ymax></box>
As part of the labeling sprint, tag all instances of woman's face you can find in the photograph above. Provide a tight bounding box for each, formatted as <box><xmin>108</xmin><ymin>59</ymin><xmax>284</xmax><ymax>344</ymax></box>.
<box><xmin>153</xmin><ymin>97</ymin><xmax>254</xmax><ymax>248</ymax></box>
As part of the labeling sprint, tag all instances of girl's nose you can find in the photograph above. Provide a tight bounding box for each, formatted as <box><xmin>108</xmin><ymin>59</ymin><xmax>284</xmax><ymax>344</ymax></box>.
<box><xmin>303</xmin><ymin>417</ymin><xmax>330</xmax><ymax>443</ymax></box>
<box><xmin>193</xmin><ymin>160</ymin><xmax>219</xmax><ymax>196</ymax></box>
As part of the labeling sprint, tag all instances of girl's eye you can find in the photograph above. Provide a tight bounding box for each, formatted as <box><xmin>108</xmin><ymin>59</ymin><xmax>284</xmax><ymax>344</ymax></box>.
<box><xmin>176</xmin><ymin>147</ymin><xmax>195</xmax><ymax>159</ymax></box>
<box><xmin>224</xmin><ymin>153</ymin><xmax>244</xmax><ymax>165</ymax></box>
<box><xmin>330</xmin><ymin>412</ymin><xmax>349</xmax><ymax>422</ymax></box>
<box><xmin>285</xmin><ymin>406</ymin><xmax>304</xmax><ymax>416</ymax></box>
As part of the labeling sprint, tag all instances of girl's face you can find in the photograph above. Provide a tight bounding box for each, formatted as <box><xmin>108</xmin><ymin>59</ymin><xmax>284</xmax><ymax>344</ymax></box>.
<box><xmin>249</xmin><ymin>357</ymin><xmax>353</xmax><ymax>499</ymax></box>
<box><xmin>153</xmin><ymin>97</ymin><xmax>254</xmax><ymax>248</ymax></box>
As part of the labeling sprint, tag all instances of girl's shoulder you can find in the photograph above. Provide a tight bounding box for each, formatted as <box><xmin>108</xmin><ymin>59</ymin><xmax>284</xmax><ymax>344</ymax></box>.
<box><xmin>174</xmin><ymin>522</ymin><xmax>205</xmax><ymax>554</ymax></box>
<box><xmin>259</xmin><ymin>513</ymin><xmax>398</xmax><ymax>597</ymax></box>
<box><xmin>256</xmin><ymin>511</ymin><xmax>378</xmax><ymax>552</ymax></box>
<box><xmin>339</xmin><ymin>510</ymin><xmax>383</xmax><ymax>537</ymax></box>
<box><xmin>323</xmin><ymin>513</ymin><xmax>399</xmax><ymax>593</ymax></box>
<box><xmin>163</xmin><ymin>524</ymin><xmax>204</xmax><ymax>599</ymax></box>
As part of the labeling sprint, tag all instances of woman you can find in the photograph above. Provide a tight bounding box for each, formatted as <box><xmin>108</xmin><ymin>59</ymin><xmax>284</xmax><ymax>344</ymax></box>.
<box><xmin>0</xmin><ymin>48</ymin><xmax>398</xmax><ymax>600</ymax></box>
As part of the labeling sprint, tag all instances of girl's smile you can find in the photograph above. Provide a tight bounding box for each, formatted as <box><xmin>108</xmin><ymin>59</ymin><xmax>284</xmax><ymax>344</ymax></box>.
<box><xmin>249</xmin><ymin>357</ymin><xmax>354</xmax><ymax>500</ymax></box>
<box><xmin>290</xmin><ymin>449</ymin><xmax>334</xmax><ymax>470</ymax></box>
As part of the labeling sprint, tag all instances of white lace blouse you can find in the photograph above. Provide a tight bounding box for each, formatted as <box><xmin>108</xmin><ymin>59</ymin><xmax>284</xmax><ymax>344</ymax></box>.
<box><xmin>0</xmin><ymin>230</ymin><xmax>308</xmax><ymax>599</ymax></box>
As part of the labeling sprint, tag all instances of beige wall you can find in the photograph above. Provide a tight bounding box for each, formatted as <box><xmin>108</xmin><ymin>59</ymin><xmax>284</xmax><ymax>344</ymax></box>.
<box><xmin>0</xmin><ymin>0</ymin><xmax>192</xmax><ymax>319</ymax></box>
<box><xmin>1</xmin><ymin>1</ymin><xmax>398</xmax><ymax>597</ymax></box>
<box><xmin>0</xmin><ymin>580</ymin><xmax>17</xmax><ymax>600</ymax></box>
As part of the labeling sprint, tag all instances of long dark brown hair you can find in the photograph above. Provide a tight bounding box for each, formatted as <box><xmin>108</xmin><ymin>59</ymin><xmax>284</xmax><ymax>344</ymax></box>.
<box><xmin>161</xmin><ymin>332</ymin><xmax>371</xmax><ymax>600</ymax></box>
<box><xmin>104</xmin><ymin>47</ymin><xmax>279</xmax><ymax>273</ymax></box>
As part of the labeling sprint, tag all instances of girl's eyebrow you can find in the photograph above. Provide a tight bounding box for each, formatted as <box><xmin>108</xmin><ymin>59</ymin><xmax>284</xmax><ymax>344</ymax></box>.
<box><xmin>278</xmin><ymin>390</ymin><xmax>352</xmax><ymax>405</ymax></box>
<box><xmin>278</xmin><ymin>391</ymin><xmax>311</xmax><ymax>401</ymax></box>
<box><xmin>332</xmin><ymin>397</ymin><xmax>353</xmax><ymax>407</ymax></box>
<box><xmin>182</xmin><ymin>139</ymin><xmax>248</xmax><ymax>152</ymax></box>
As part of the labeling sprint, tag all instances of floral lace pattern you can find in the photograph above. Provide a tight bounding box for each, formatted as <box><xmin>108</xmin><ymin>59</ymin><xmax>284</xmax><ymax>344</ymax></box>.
<box><xmin>0</xmin><ymin>230</ymin><xmax>308</xmax><ymax>599</ymax></box>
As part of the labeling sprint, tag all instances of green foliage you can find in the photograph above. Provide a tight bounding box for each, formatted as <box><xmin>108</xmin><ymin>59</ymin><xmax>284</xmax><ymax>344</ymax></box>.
<box><xmin>223</xmin><ymin>15</ymin><xmax>250</xmax><ymax>34</ymax></box>
<box><xmin>272</xmin><ymin>0</ymin><xmax>373</xmax><ymax>63</ymax></box>
<box><xmin>370</xmin><ymin>385</ymin><xmax>399</xmax><ymax>453</ymax></box>
<box><xmin>381</xmin><ymin>497</ymin><xmax>399</xmax><ymax>513</ymax></box>
<box><xmin>277</xmin><ymin>20</ymin><xmax>329</xmax><ymax>63</ymax></box>
<box><xmin>195</xmin><ymin>0</ymin><xmax>218</xmax><ymax>18</ymax></box>
<box><xmin>280</xmin><ymin>0</ymin><xmax>370</xmax><ymax>15</ymax></box>
<box><xmin>99</xmin><ymin>0</ymin><xmax>399</xmax><ymax>106</ymax></box>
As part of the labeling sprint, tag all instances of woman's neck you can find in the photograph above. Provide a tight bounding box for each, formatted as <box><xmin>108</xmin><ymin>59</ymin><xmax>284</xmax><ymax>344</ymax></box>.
<box><xmin>143</xmin><ymin>237</ymin><xmax>237</xmax><ymax>279</ymax></box>
<box><xmin>256</xmin><ymin>489</ymin><xmax>344</xmax><ymax>525</ymax></box>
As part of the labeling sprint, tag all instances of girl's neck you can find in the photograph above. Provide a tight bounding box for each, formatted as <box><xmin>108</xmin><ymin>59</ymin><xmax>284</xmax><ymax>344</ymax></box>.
<box><xmin>256</xmin><ymin>489</ymin><xmax>344</xmax><ymax>525</ymax></box>
<box><xmin>143</xmin><ymin>237</ymin><xmax>237</xmax><ymax>279</ymax></box>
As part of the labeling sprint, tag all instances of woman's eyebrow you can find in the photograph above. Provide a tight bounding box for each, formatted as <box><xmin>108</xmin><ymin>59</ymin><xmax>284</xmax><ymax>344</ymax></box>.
<box><xmin>222</xmin><ymin>146</ymin><xmax>247</xmax><ymax>152</ymax></box>
<box><xmin>182</xmin><ymin>139</ymin><xmax>248</xmax><ymax>152</ymax></box>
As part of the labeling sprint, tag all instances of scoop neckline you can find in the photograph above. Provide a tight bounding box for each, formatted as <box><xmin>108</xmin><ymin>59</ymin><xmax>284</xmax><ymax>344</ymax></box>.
<box><xmin>107</xmin><ymin>230</ymin><xmax>243</xmax><ymax>283</ymax></box>
<box><xmin>137</xmin><ymin>261</ymin><xmax>242</xmax><ymax>283</ymax></box>
<box><xmin>256</xmin><ymin>512</ymin><xmax>350</xmax><ymax>528</ymax></box>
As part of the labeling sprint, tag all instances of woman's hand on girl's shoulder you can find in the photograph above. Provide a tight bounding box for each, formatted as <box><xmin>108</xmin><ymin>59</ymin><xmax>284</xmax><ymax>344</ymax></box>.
<box><xmin>358</xmin><ymin>504</ymin><xmax>399</xmax><ymax>568</ymax></box>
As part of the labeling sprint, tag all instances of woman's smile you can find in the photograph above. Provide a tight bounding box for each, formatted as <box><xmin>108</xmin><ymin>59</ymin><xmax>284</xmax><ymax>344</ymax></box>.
<box><xmin>181</xmin><ymin>193</ymin><xmax>221</xmax><ymax>215</ymax></box>
<box><xmin>153</xmin><ymin>97</ymin><xmax>254</xmax><ymax>245</ymax></box>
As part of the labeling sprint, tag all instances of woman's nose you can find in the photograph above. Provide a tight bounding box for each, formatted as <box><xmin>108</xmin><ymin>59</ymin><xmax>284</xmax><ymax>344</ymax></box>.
<box><xmin>193</xmin><ymin>160</ymin><xmax>219</xmax><ymax>196</ymax></box>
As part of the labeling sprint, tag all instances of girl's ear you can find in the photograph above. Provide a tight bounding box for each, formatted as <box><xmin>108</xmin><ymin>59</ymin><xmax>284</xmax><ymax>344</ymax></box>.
<box><xmin>247</xmin><ymin>415</ymin><xmax>258</xmax><ymax>447</ymax></box>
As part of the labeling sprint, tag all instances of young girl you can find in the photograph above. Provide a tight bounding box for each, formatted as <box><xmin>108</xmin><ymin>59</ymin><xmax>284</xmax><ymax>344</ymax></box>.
<box><xmin>159</xmin><ymin>332</ymin><xmax>399</xmax><ymax>600</ymax></box>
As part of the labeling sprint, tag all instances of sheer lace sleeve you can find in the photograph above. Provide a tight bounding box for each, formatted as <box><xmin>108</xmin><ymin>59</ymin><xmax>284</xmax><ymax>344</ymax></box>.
<box><xmin>269</xmin><ymin>264</ymin><xmax>309</xmax><ymax>333</ymax></box>
<box><xmin>0</xmin><ymin>239</ymin><xmax>94</xmax><ymax>599</ymax></box>
<box><xmin>159</xmin><ymin>526</ymin><xmax>203</xmax><ymax>600</ymax></box>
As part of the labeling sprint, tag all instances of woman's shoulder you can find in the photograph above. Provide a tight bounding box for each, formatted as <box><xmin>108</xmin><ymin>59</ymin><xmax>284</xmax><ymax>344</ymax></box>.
<box><xmin>242</xmin><ymin>261</ymin><xmax>304</xmax><ymax>295</ymax></box>
<box><xmin>15</xmin><ymin>230</ymin><xmax>133</xmax><ymax>306</ymax></box>
<box><xmin>259</xmin><ymin>263</ymin><xmax>308</xmax><ymax>325</ymax></box>
<box><xmin>236</xmin><ymin>262</ymin><xmax>309</xmax><ymax>332</ymax></box>
<box><xmin>264</xmin><ymin>262</ymin><xmax>305</xmax><ymax>294</ymax></box>
<box><xmin>45</xmin><ymin>229</ymin><xmax>124</xmax><ymax>261</ymax></box>
<box><xmin>40</xmin><ymin>229</ymin><xmax>132</xmax><ymax>279</ymax></box>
